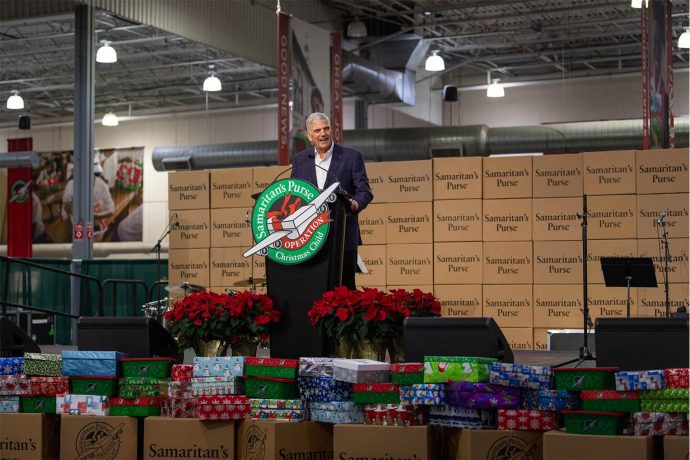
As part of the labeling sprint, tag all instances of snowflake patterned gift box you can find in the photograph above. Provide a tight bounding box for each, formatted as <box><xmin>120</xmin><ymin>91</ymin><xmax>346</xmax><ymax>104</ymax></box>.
<box><xmin>309</xmin><ymin>400</ymin><xmax>358</xmax><ymax>412</ymax></box>
<box><xmin>614</xmin><ymin>370</ymin><xmax>664</xmax><ymax>391</ymax></box>
<box><xmin>423</xmin><ymin>356</ymin><xmax>497</xmax><ymax>383</ymax></box>
<box><xmin>632</xmin><ymin>412</ymin><xmax>689</xmax><ymax>436</ymax></box>
<box><xmin>0</xmin><ymin>357</ymin><xmax>24</xmax><ymax>375</ymax></box>
<box><xmin>353</xmin><ymin>383</ymin><xmax>401</xmax><ymax>404</ymax></box>
<box><xmin>196</xmin><ymin>395</ymin><xmax>250</xmax><ymax>421</ymax></box>
<box><xmin>581</xmin><ymin>390</ymin><xmax>641</xmax><ymax>412</ymax></box>
<box><xmin>171</xmin><ymin>364</ymin><xmax>193</xmax><ymax>382</ymax></box>
<box><xmin>444</xmin><ymin>382</ymin><xmax>520</xmax><ymax>409</ymax></box>
<box><xmin>0</xmin><ymin>374</ymin><xmax>31</xmax><ymax>395</ymax></box>
<box><xmin>299</xmin><ymin>357</ymin><xmax>333</xmax><ymax>377</ymax></box>
<box><xmin>520</xmin><ymin>389</ymin><xmax>580</xmax><ymax>411</ymax></box>
<box><xmin>250</xmin><ymin>408</ymin><xmax>305</xmax><ymax>422</ymax></box>
<box><xmin>61</xmin><ymin>351</ymin><xmax>127</xmax><ymax>377</ymax></box>
<box><xmin>191</xmin><ymin>377</ymin><xmax>243</xmax><ymax>396</ymax></box>
<box><xmin>29</xmin><ymin>376</ymin><xmax>69</xmax><ymax>396</ymax></box>
<box><xmin>391</xmin><ymin>363</ymin><xmax>424</xmax><ymax>385</ymax></box>
<box><xmin>245</xmin><ymin>357</ymin><xmax>299</xmax><ymax>379</ymax></box>
<box><xmin>56</xmin><ymin>394</ymin><xmax>109</xmax><ymax>416</ymax></box>
<box><xmin>399</xmin><ymin>383</ymin><xmax>446</xmax><ymax>405</ymax></box>
<box><xmin>332</xmin><ymin>359</ymin><xmax>390</xmax><ymax>384</ymax></box>
<box><xmin>298</xmin><ymin>375</ymin><xmax>353</xmax><ymax>402</ymax></box>
<box><xmin>192</xmin><ymin>356</ymin><xmax>244</xmax><ymax>378</ymax></box>
<box><xmin>70</xmin><ymin>376</ymin><xmax>120</xmax><ymax>397</ymax></box>
<box><xmin>120</xmin><ymin>357</ymin><xmax>176</xmax><ymax>379</ymax></box>
<box><xmin>497</xmin><ymin>409</ymin><xmax>559</xmax><ymax>431</ymax></box>
<box><xmin>23</xmin><ymin>353</ymin><xmax>62</xmax><ymax>377</ymax></box>
<box><xmin>310</xmin><ymin>408</ymin><xmax>364</xmax><ymax>424</ymax></box>
<box><xmin>664</xmin><ymin>368</ymin><xmax>689</xmax><ymax>389</ymax></box>
<box><xmin>0</xmin><ymin>395</ymin><xmax>20</xmax><ymax>413</ymax></box>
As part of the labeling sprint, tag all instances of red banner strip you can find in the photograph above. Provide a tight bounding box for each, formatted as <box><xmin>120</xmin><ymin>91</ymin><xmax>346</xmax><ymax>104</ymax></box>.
<box><xmin>277</xmin><ymin>11</ymin><xmax>292</xmax><ymax>166</ymax></box>
<box><xmin>7</xmin><ymin>138</ymin><xmax>33</xmax><ymax>257</ymax></box>
<box><xmin>331</xmin><ymin>32</ymin><xmax>344</xmax><ymax>145</ymax></box>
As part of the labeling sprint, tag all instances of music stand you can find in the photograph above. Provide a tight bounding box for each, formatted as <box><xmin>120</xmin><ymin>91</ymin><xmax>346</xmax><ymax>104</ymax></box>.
<box><xmin>600</xmin><ymin>257</ymin><xmax>657</xmax><ymax>318</ymax></box>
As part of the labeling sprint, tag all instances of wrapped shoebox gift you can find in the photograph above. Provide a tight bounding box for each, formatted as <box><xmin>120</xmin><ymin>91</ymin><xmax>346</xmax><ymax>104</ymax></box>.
<box><xmin>171</xmin><ymin>364</ymin><xmax>193</xmax><ymax>382</ymax></box>
<box><xmin>640</xmin><ymin>388</ymin><xmax>689</xmax><ymax>399</ymax></box>
<box><xmin>23</xmin><ymin>352</ymin><xmax>62</xmax><ymax>376</ymax></box>
<box><xmin>489</xmin><ymin>370</ymin><xmax>553</xmax><ymax>390</ymax></box>
<box><xmin>333</xmin><ymin>359</ymin><xmax>390</xmax><ymax>384</ymax></box>
<box><xmin>109</xmin><ymin>397</ymin><xmax>161</xmax><ymax>416</ymax></box>
<box><xmin>196</xmin><ymin>395</ymin><xmax>250</xmax><ymax>421</ymax></box>
<box><xmin>61</xmin><ymin>350</ymin><xmax>127</xmax><ymax>377</ymax></box>
<box><xmin>71</xmin><ymin>376</ymin><xmax>119</xmax><ymax>396</ymax></box>
<box><xmin>497</xmin><ymin>409</ymin><xmax>559</xmax><ymax>431</ymax></box>
<box><xmin>245</xmin><ymin>357</ymin><xmax>299</xmax><ymax>379</ymax></box>
<box><xmin>191</xmin><ymin>377</ymin><xmax>243</xmax><ymax>396</ymax></box>
<box><xmin>298</xmin><ymin>376</ymin><xmax>353</xmax><ymax>401</ymax></box>
<box><xmin>353</xmin><ymin>383</ymin><xmax>400</xmax><ymax>404</ymax></box>
<box><xmin>553</xmin><ymin>367</ymin><xmax>618</xmax><ymax>391</ymax></box>
<box><xmin>444</xmin><ymin>382</ymin><xmax>520</xmax><ymax>409</ymax></box>
<box><xmin>160</xmin><ymin>397</ymin><xmax>197</xmax><ymax>418</ymax></box>
<box><xmin>120</xmin><ymin>357</ymin><xmax>176</xmax><ymax>378</ymax></box>
<box><xmin>163</xmin><ymin>381</ymin><xmax>193</xmax><ymax>398</ymax></box>
<box><xmin>581</xmin><ymin>390</ymin><xmax>641</xmax><ymax>412</ymax></box>
<box><xmin>640</xmin><ymin>400</ymin><xmax>689</xmax><ymax>413</ymax></box>
<box><xmin>0</xmin><ymin>374</ymin><xmax>31</xmax><ymax>395</ymax></box>
<box><xmin>299</xmin><ymin>357</ymin><xmax>333</xmax><ymax>377</ymax></box>
<box><xmin>521</xmin><ymin>389</ymin><xmax>580</xmax><ymax>411</ymax></box>
<box><xmin>364</xmin><ymin>403</ymin><xmax>427</xmax><ymax>426</ymax></box>
<box><xmin>562</xmin><ymin>410</ymin><xmax>627</xmax><ymax>436</ymax></box>
<box><xmin>251</xmin><ymin>408</ymin><xmax>305</xmax><ymax>422</ymax></box>
<box><xmin>632</xmin><ymin>412</ymin><xmax>689</xmax><ymax>436</ymax></box>
<box><xmin>0</xmin><ymin>395</ymin><xmax>19</xmax><ymax>413</ymax></box>
<box><xmin>399</xmin><ymin>383</ymin><xmax>446</xmax><ymax>405</ymax></box>
<box><xmin>491</xmin><ymin>362</ymin><xmax>552</xmax><ymax>376</ymax></box>
<box><xmin>249</xmin><ymin>398</ymin><xmax>304</xmax><ymax>410</ymax></box>
<box><xmin>391</xmin><ymin>363</ymin><xmax>424</xmax><ymax>385</ymax></box>
<box><xmin>21</xmin><ymin>395</ymin><xmax>57</xmax><ymax>413</ymax></box>
<box><xmin>30</xmin><ymin>376</ymin><xmax>69</xmax><ymax>395</ymax></box>
<box><xmin>427</xmin><ymin>405</ymin><xmax>496</xmax><ymax>429</ymax></box>
<box><xmin>119</xmin><ymin>377</ymin><xmax>166</xmax><ymax>398</ymax></box>
<box><xmin>0</xmin><ymin>357</ymin><xmax>24</xmax><ymax>375</ymax></box>
<box><xmin>245</xmin><ymin>376</ymin><xmax>298</xmax><ymax>399</ymax></box>
<box><xmin>309</xmin><ymin>400</ymin><xmax>357</xmax><ymax>411</ymax></box>
<box><xmin>423</xmin><ymin>356</ymin><xmax>496</xmax><ymax>383</ymax></box>
<box><xmin>311</xmin><ymin>408</ymin><xmax>364</xmax><ymax>424</ymax></box>
<box><xmin>56</xmin><ymin>394</ymin><xmax>109</xmax><ymax>416</ymax></box>
<box><xmin>615</xmin><ymin>370</ymin><xmax>664</xmax><ymax>391</ymax></box>
<box><xmin>193</xmin><ymin>356</ymin><xmax>244</xmax><ymax>378</ymax></box>
<box><xmin>664</xmin><ymin>368</ymin><xmax>689</xmax><ymax>389</ymax></box>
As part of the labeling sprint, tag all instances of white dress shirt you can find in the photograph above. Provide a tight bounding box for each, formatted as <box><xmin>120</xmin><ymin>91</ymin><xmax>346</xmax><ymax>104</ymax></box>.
<box><xmin>314</xmin><ymin>142</ymin><xmax>334</xmax><ymax>189</ymax></box>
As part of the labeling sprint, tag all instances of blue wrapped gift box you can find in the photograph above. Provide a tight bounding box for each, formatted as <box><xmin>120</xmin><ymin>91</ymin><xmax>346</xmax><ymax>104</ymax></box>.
<box><xmin>298</xmin><ymin>376</ymin><xmax>353</xmax><ymax>401</ymax></box>
<box><xmin>193</xmin><ymin>356</ymin><xmax>244</xmax><ymax>378</ymax></box>
<box><xmin>310</xmin><ymin>408</ymin><xmax>364</xmax><ymax>424</ymax></box>
<box><xmin>491</xmin><ymin>362</ymin><xmax>552</xmax><ymax>376</ymax></box>
<box><xmin>0</xmin><ymin>395</ymin><xmax>20</xmax><ymax>413</ymax></box>
<box><xmin>0</xmin><ymin>358</ymin><xmax>24</xmax><ymax>375</ymax></box>
<box><xmin>615</xmin><ymin>370</ymin><xmax>664</xmax><ymax>391</ymax></box>
<box><xmin>309</xmin><ymin>400</ymin><xmax>357</xmax><ymax>411</ymax></box>
<box><xmin>489</xmin><ymin>370</ymin><xmax>552</xmax><ymax>390</ymax></box>
<box><xmin>61</xmin><ymin>351</ymin><xmax>127</xmax><ymax>377</ymax></box>
<box><xmin>521</xmin><ymin>389</ymin><xmax>580</xmax><ymax>411</ymax></box>
<box><xmin>400</xmin><ymin>384</ymin><xmax>446</xmax><ymax>405</ymax></box>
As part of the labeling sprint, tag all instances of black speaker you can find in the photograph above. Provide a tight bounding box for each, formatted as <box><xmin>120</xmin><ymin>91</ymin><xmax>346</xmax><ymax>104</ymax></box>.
<box><xmin>0</xmin><ymin>316</ymin><xmax>41</xmax><ymax>357</ymax></box>
<box><xmin>403</xmin><ymin>317</ymin><xmax>513</xmax><ymax>363</ymax></box>
<box><xmin>18</xmin><ymin>114</ymin><xmax>30</xmax><ymax>130</ymax></box>
<box><xmin>595</xmin><ymin>317</ymin><xmax>689</xmax><ymax>371</ymax></box>
<box><xmin>78</xmin><ymin>317</ymin><xmax>179</xmax><ymax>359</ymax></box>
<box><xmin>442</xmin><ymin>85</ymin><xmax>458</xmax><ymax>102</ymax></box>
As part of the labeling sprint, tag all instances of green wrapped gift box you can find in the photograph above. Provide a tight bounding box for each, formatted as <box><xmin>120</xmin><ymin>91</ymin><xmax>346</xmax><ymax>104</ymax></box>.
<box><xmin>391</xmin><ymin>373</ymin><xmax>424</xmax><ymax>385</ymax></box>
<box><xmin>71</xmin><ymin>376</ymin><xmax>119</xmax><ymax>396</ymax></box>
<box><xmin>581</xmin><ymin>390</ymin><xmax>641</xmax><ymax>412</ymax></box>
<box><xmin>562</xmin><ymin>410</ymin><xmax>627</xmax><ymax>436</ymax></box>
<box><xmin>21</xmin><ymin>395</ymin><xmax>56</xmax><ymax>413</ymax></box>
<box><xmin>120</xmin><ymin>358</ymin><xmax>176</xmax><ymax>378</ymax></box>
<box><xmin>553</xmin><ymin>367</ymin><xmax>617</xmax><ymax>391</ymax></box>
<box><xmin>640</xmin><ymin>400</ymin><xmax>689</xmax><ymax>413</ymax></box>
<box><xmin>23</xmin><ymin>353</ymin><xmax>61</xmax><ymax>377</ymax></box>
<box><xmin>353</xmin><ymin>383</ymin><xmax>401</xmax><ymax>404</ymax></box>
<box><xmin>109</xmin><ymin>397</ymin><xmax>161</xmax><ymax>416</ymax></box>
<box><xmin>245</xmin><ymin>376</ymin><xmax>298</xmax><ymax>399</ymax></box>
<box><xmin>119</xmin><ymin>377</ymin><xmax>166</xmax><ymax>398</ymax></box>
<box><xmin>245</xmin><ymin>357</ymin><xmax>299</xmax><ymax>379</ymax></box>
<box><xmin>423</xmin><ymin>356</ymin><xmax>496</xmax><ymax>383</ymax></box>
<box><xmin>640</xmin><ymin>388</ymin><xmax>690</xmax><ymax>400</ymax></box>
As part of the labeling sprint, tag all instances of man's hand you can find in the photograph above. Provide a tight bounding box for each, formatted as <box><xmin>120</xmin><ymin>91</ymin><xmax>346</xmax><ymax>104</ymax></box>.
<box><xmin>349</xmin><ymin>198</ymin><xmax>359</xmax><ymax>212</ymax></box>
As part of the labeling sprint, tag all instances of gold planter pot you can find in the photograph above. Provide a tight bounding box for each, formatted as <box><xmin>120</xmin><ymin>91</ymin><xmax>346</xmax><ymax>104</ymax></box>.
<box><xmin>335</xmin><ymin>338</ymin><xmax>387</xmax><ymax>361</ymax></box>
<box><xmin>193</xmin><ymin>340</ymin><xmax>230</xmax><ymax>358</ymax></box>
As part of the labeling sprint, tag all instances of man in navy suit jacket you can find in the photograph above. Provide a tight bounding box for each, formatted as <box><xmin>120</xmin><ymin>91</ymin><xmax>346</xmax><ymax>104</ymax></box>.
<box><xmin>291</xmin><ymin>112</ymin><xmax>373</xmax><ymax>289</ymax></box>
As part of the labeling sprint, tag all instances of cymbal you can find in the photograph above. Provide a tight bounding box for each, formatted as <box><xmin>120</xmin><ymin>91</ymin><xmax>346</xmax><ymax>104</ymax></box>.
<box><xmin>165</xmin><ymin>282</ymin><xmax>205</xmax><ymax>294</ymax></box>
<box><xmin>233</xmin><ymin>277</ymin><xmax>266</xmax><ymax>287</ymax></box>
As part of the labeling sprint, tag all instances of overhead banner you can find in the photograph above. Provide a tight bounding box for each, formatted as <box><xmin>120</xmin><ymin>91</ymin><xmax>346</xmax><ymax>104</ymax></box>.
<box><xmin>644</xmin><ymin>0</ymin><xmax>673</xmax><ymax>149</ymax></box>
<box><xmin>331</xmin><ymin>32</ymin><xmax>344</xmax><ymax>145</ymax></box>
<box><xmin>7</xmin><ymin>138</ymin><xmax>33</xmax><ymax>257</ymax></box>
<box><xmin>277</xmin><ymin>11</ymin><xmax>292</xmax><ymax>166</ymax></box>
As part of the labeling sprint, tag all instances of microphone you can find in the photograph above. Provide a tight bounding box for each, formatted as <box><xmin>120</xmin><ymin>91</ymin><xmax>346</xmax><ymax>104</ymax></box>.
<box><xmin>245</xmin><ymin>210</ymin><xmax>250</xmax><ymax>227</ymax></box>
<box><xmin>657</xmin><ymin>211</ymin><xmax>666</xmax><ymax>225</ymax></box>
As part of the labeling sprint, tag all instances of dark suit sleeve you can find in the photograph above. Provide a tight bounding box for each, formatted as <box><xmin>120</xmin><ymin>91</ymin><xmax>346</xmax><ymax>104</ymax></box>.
<box><xmin>350</xmin><ymin>150</ymin><xmax>373</xmax><ymax>213</ymax></box>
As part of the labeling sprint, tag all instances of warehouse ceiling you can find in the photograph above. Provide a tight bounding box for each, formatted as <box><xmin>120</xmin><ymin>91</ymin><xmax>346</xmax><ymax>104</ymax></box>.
<box><xmin>0</xmin><ymin>0</ymin><xmax>688</xmax><ymax>128</ymax></box>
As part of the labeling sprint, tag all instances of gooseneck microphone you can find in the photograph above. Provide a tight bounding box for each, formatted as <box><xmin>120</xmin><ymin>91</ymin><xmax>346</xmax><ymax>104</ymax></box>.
<box><xmin>657</xmin><ymin>210</ymin><xmax>666</xmax><ymax>225</ymax></box>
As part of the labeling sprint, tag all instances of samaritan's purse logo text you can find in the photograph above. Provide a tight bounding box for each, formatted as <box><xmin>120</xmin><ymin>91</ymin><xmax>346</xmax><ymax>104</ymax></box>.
<box><xmin>244</xmin><ymin>179</ymin><xmax>337</xmax><ymax>265</ymax></box>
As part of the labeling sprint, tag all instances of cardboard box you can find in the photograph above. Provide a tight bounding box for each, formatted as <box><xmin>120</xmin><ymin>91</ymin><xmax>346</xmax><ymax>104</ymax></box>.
<box><xmin>482</xmin><ymin>198</ymin><xmax>532</xmax><ymax>242</ymax></box>
<box><xmin>434</xmin><ymin>242</ymin><xmax>482</xmax><ymax>284</ymax></box>
<box><xmin>434</xmin><ymin>199</ymin><xmax>483</xmax><ymax>242</ymax></box>
<box><xmin>433</xmin><ymin>157</ymin><xmax>483</xmax><ymax>199</ymax></box>
<box><xmin>60</xmin><ymin>415</ymin><xmax>138</xmax><ymax>460</ymax></box>
<box><xmin>543</xmin><ymin>429</ymin><xmax>653</xmax><ymax>460</ymax></box>
<box><xmin>388</xmin><ymin>285</ymin><xmax>432</xmax><ymax>292</ymax></box>
<box><xmin>483</xmin><ymin>155</ymin><xmax>533</xmax><ymax>199</ymax></box>
<box><xmin>532</xmin><ymin>197</ymin><xmax>582</xmax><ymax>241</ymax></box>
<box><xmin>356</xmin><ymin>245</ymin><xmax>386</xmax><ymax>287</ymax></box>
<box><xmin>447</xmin><ymin>429</ymin><xmax>543</xmax><ymax>460</ymax></box>
<box><xmin>365</xmin><ymin>160</ymin><xmax>433</xmax><ymax>203</ymax></box>
<box><xmin>169</xmin><ymin>170</ymin><xmax>210</xmax><ymax>210</ymax></box>
<box><xmin>435</xmin><ymin>284</ymin><xmax>483</xmax><ymax>317</ymax></box>
<box><xmin>210</xmin><ymin>207</ymin><xmax>253</xmax><ymax>247</ymax></box>
<box><xmin>663</xmin><ymin>435</ymin><xmax>689</xmax><ymax>460</ymax></box>
<box><xmin>636</xmin><ymin>148</ymin><xmax>689</xmax><ymax>194</ymax></box>
<box><xmin>169</xmin><ymin>209</ymin><xmax>210</xmax><ymax>249</ymax></box>
<box><xmin>386</xmin><ymin>202</ymin><xmax>433</xmax><ymax>243</ymax></box>
<box><xmin>533</xmin><ymin>153</ymin><xmax>583</xmax><ymax>197</ymax></box>
<box><xmin>637</xmin><ymin>284</ymin><xmax>689</xmax><ymax>318</ymax></box>
<box><xmin>358</xmin><ymin>203</ymin><xmax>386</xmax><ymax>245</ymax></box>
<box><xmin>483</xmin><ymin>241</ymin><xmax>533</xmax><ymax>284</ymax></box>
<box><xmin>534</xmin><ymin>328</ymin><xmax>551</xmax><ymax>351</ymax></box>
<box><xmin>334</xmin><ymin>425</ymin><xmax>434</xmax><ymax>460</ymax></box>
<box><xmin>587</xmin><ymin>239</ymin><xmax>637</xmax><ymax>284</ymax></box>
<box><xmin>583</xmin><ymin>150</ymin><xmax>636</xmax><ymax>195</ymax></box>
<box><xmin>143</xmin><ymin>417</ymin><xmax>234</xmax><ymax>459</ymax></box>
<box><xmin>502</xmin><ymin>327</ymin><xmax>534</xmax><ymax>351</ymax></box>
<box><xmin>587</xmin><ymin>284</ymin><xmax>637</xmax><ymax>320</ymax></box>
<box><xmin>168</xmin><ymin>248</ymin><xmax>210</xmax><ymax>287</ymax></box>
<box><xmin>386</xmin><ymin>244</ymin><xmax>433</xmax><ymax>285</ymax></box>
<box><xmin>210</xmin><ymin>247</ymin><xmax>253</xmax><ymax>287</ymax></box>
<box><xmin>588</xmin><ymin>194</ymin><xmax>637</xmax><ymax>239</ymax></box>
<box><xmin>483</xmin><ymin>284</ymin><xmax>533</xmax><ymax>328</ymax></box>
<box><xmin>637</xmin><ymin>193</ymin><xmax>689</xmax><ymax>238</ymax></box>
<box><xmin>252</xmin><ymin>165</ymin><xmax>288</xmax><ymax>194</ymax></box>
<box><xmin>211</xmin><ymin>167</ymin><xmax>254</xmax><ymax>208</ymax></box>
<box><xmin>638</xmin><ymin>238</ymin><xmax>689</xmax><ymax>284</ymax></box>
<box><xmin>236</xmin><ymin>420</ymin><xmax>332</xmax><ymax>460</ymax></box>
<box><xmin>0</xmin><ymin>413</ymin><xmax>58</xmax><ymax>459</ymax></box>
<box><xmin>533</xmin><ymin>240</ymin><xmax>583</xmax><ymax>284</ymax></box>
<box><xmin>533</xmin><ymin>284</ymin><xmax>583</xmax><ymax>328</ymax></box>
<box><xmin>252</xmin><ymin>255</ymin><xmax>265</xmax><ymax>280</ymax></box>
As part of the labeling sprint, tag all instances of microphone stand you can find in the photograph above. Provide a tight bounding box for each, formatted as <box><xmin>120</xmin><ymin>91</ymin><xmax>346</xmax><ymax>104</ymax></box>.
<box><xmin>660</xmin><ymin>219</ymin><xmax>671</xmax><ymax>317</ymax></box>
<box><xmin>151</xmin><ymin>218</ymin><xmax>175</xmax><ymax>305</ymax></box>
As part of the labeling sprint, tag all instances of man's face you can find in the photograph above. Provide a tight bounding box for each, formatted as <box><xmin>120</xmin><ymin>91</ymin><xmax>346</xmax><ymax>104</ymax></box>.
<box><xmin>307</xmin><ymin>119</ymin><xmax>332</xmax><ymax>153</ymax></box>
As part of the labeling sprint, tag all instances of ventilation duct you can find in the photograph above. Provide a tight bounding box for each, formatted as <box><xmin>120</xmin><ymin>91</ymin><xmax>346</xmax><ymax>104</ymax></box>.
<box><xmin>342</xmin><ymin>51</ymin><xmax>415</xmax><ymax>105</ymax></box>
<box><xmin>0</xmin><ymin>151</ymin><xmax>39</xmax><ymax>168</ymax></box>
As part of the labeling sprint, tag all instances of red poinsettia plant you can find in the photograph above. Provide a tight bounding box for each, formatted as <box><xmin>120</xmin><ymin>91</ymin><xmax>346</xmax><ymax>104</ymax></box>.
<box><xmin>164</xmin><ymin>290</ymin><xmax>281</xmax><ymax>352</ymax></box>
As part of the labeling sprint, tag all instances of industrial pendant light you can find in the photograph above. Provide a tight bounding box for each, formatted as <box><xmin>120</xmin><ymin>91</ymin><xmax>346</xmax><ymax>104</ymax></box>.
<box><xmin>96</xmin><ymin>40</ymin><xmax>117</xmax><ymax>63</ymax></box>
<box><xmin>425</xmin><ymin>50</ymin><xmax>445</xmax><ymax>72</ymax></box>
<box><xmin>6</xmin><ymin>90</ymin><xmax>24</xmax><ymax>110</ymax></box>
<box><xmin>631</xmin><ymin>0</ymin><xmax>649</xmax><ymax>8</ymax></box>
<box><xmin>102</xmin><ymin>111</ymin><xmax>119</xmax><ymax>126</ymax></box>
<box><xmin>486</xmin><ymin>79</ymin><xmax>505</xmax><ymax>98</ymax></box>
<box><xmin>347</xmin><ymin>18</ymin><xmax>367</xmax><ymax>38</ymax></box>
<box><xmin>203</xmin><ymin>65</ymin><xmax>222</xmax><ymax>92</ymax></box>
<box><xmin>679</xmin><ymin>29</ymin><xmax>690</xmax><ymax>48</ymax></box>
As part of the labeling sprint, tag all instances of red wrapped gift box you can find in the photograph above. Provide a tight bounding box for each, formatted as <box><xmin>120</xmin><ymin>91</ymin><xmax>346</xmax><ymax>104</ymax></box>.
<box><xmin>353</xmin><ymin>383</ymin><xmax>400</xmax><ymax>393</ymax></box>
<box><xmin>665</xmin><ymin>369</ymin><xmax>689</xmax><ymax>389</ymax></box>
<box><xmin>580</xmin><ymin>390</ymin><xmax>639</xmax><ymax>400</ymax></box>
<box><xmin>0</xmin><ymin>374</ymin><xmax>31</xmax><ymax>395</ymax></box>
<box><xmin>171</xmin><ymin>364</ymin><xmax>193</xmax><ymax>382</ymax></box>
<box><xmin>161</xmin><ymin>397</ymin><xmax>198</xmax><ymax>418</ymax></box>
<box><xmin>364</xmin><ymin>404</ymin><xmax>428</xmax><ymax>426</ymax></box>
<box><xmin>30</xmin><ymin>376</ymin><xmax>69</xmax><ymax>396</ymax></box>
<box><xmin>246</xmin><ymin>357</ymin><xmax>299</xmax><ymax>368</ymax></box>
<box><xmin>497</xmin><ymin>409</ymin><xmax>559</xmax><ymax>431</ymax></box>
<box><xmin>633</xmin><ymin>412</ymin><xmax>689</xmax><ymax>436</ymax></box>
<box><xmin>196</xmin><ymin>395</ymin><xmax>250</xmax><ymax>421</ymax></box>
<box><xmin>391</xmin><ymin>363</ymin><xmax>424</xmax><ymax>374</ymax></box>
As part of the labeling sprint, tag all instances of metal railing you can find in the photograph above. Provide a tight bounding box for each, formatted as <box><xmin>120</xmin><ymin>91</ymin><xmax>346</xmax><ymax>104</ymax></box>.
<box><xmin>102</xmin><ymin>278</ymin><xmax>149</xmax><ymax>316</ymax></box>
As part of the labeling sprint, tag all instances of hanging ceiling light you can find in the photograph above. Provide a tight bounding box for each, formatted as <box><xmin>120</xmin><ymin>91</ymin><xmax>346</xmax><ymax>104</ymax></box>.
<box><xmin>96</xmin><ymin>40</ymin><xmax>117</xmax><ymax>63</ymax></box>
<box><xmin>679</xmin><ymin>28</ymin><xmax>690</xmax><ymax>48</ymax></box>
<box><xmin>487</xmin><ymin>79</ymin><xmax>505</xmax><ymax>98</ymax></box>
<box><xmin>631</xmin><ymin>0</ymin><xmax>649</xmax><ymax>8</ymax></box>
<box><xmin>347</xmin><ymin>18</ymin><xmax>367</xmax><ymax>38</ymax></box>
<box><xmin>102</xmin><ymin>111</ymin><xmax>119</xmax><ymax>126</ymax></box>
<box><xmin>203</xmin><ymin>65</ymin><xmax>222</xmax><ymax>92</ymax></box>
<box><xmin>425</xmin><ymin>50</ymin><xmax>445</xmax><ymax>72</ymax></box>
<box><xmin>6</xmin><ymin>90</ymin><xmax>24</xmax><ymax>110</ymax></box>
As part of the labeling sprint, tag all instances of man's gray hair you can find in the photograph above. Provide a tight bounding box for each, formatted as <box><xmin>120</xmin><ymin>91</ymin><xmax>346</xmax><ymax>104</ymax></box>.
<box><xmin>306</xmin><ymin>112</ymin><xmax>330</xmax><ymax>131</ymax></box>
